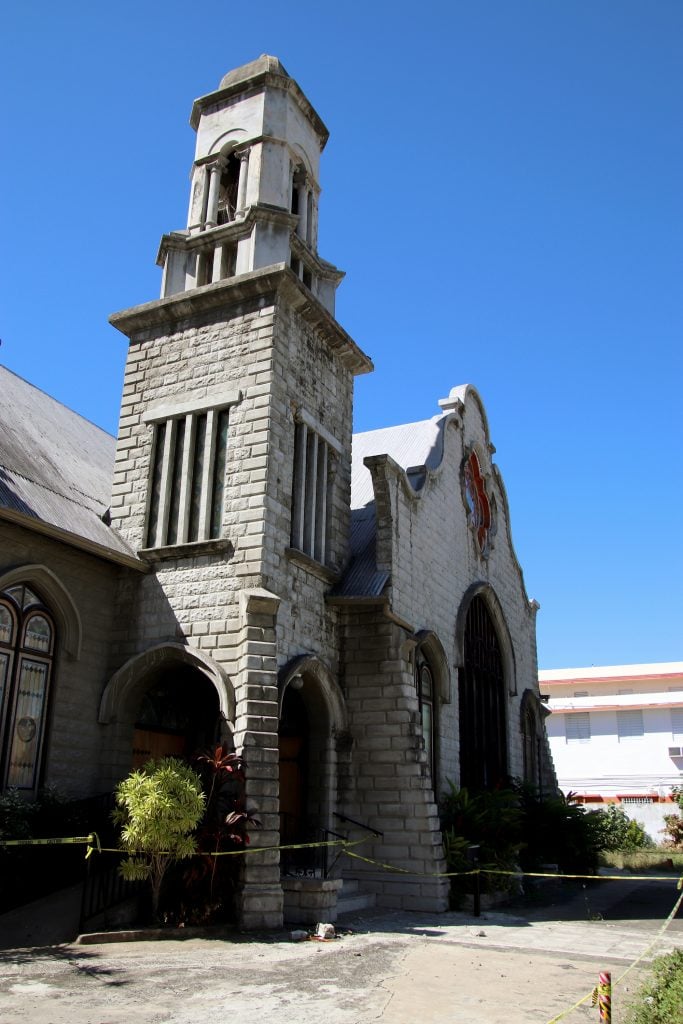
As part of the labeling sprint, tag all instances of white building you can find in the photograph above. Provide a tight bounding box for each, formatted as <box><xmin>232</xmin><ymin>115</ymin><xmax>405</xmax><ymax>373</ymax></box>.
<box><xmin>539</xmin><ymin>662</ymin><xmax>683</xmax><ymax>840</ymax></box>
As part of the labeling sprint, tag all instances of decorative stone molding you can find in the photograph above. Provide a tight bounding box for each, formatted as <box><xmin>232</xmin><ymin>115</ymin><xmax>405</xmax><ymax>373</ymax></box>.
<box><xmin>99</xmin><ymin>642</ymin><xmax>235</xmax><ymax>724</ymax></box>
<box><xmin>0</xmin><ymin>564</ymin><xmax>82</xmax><ymax>659</ymax></box>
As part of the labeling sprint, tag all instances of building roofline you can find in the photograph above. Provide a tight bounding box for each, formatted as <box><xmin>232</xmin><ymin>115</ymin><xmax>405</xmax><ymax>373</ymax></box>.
<box><xmin>0</xmin><ymin>507</ymin><xmax>148</xmax><ymax>573</ymax></box>
<box><xmin>539</xmin><ymin>662</ymin><xmax>683</xmax><ymax>684</ymax></box>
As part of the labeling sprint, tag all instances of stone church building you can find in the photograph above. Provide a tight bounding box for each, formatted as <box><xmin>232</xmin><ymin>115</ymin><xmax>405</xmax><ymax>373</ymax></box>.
<box><xmin>0</xmin><ymin>56</ymin><xmax>555</xmax><ymax>925</ymax></box>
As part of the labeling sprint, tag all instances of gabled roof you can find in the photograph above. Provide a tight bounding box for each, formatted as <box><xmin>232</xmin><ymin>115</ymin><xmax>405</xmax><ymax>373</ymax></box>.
<box><xmin>0</xmin><ymin>366</ymin><xmax>137</xmax><ymax>562</ymax></box>
<box><xmin>335</xmin><ymin>413</ymin><xmax>452</xmax><ymax>599</ymax></box>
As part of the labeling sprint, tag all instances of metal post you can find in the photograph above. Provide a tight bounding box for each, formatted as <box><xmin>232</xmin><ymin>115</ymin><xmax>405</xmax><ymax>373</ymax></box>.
<box><xmin>598</xmin><ymin>971</ymin><xmax>611</xmax><ymax>1022</ymax></box>
<box><xmin>466</xmin><ymin>844</ymin><xmax>481</xmax><ymax>917</ymax></box>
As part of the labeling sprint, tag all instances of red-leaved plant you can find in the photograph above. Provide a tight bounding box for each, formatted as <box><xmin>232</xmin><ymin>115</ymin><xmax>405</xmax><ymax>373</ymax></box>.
<box><xmin>162</xmin><ymin>744</ymin><xmax>261</xmax><ymax>925</ymax></box>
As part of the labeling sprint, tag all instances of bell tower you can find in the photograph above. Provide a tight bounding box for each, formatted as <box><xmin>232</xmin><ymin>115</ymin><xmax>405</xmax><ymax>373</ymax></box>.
<box><xmin>159</xmin><ymin>55</ymin><xmax>343</xmax><ymax>314</ymax></box>
<box><xmin>108</xmin><ymin>57</ymin><xmax>371</xmax><ymax>929</ymax></box>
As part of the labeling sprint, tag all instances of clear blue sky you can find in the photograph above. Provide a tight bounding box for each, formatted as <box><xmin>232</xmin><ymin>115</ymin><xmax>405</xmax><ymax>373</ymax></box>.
<box><xmin>2</xmin><ymin>2</ymin><xmax>681</xmax><ymax>669</ymax></box>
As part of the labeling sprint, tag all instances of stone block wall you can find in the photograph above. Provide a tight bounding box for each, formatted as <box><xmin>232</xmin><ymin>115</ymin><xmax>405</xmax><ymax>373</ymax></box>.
<box><xmin>364</xmin><ymin>389</ymin><xmax>547</xmax><ymax>793</ymax></box>
<box><xmin>0</xmin><ymin>521</ymin><xmax>123</xmax><ymax>798</ymax></box>
<box><xmin>338</xmin><ymin>605</ymin><xmax>449</xmax><ymax>912</ymax></box>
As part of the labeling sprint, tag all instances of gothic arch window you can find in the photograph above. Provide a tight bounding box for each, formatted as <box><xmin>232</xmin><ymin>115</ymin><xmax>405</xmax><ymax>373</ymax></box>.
<box><xmin>415</xmin><ymin>647</ymin><xmax>437</xmax><ymax>785</ymax></box>
<box><xmin>0</xmin><ymin>584</ymin><xmax>56</xmax><ymax>792</ymax></box>
<box><xmin>458</xmin><ymin>595</ymin><xmax>507</xmax><ymax>791</ymax></box>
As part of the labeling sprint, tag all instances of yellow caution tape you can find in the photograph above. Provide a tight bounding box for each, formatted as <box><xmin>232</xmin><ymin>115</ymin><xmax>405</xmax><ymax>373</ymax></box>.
<box><xmin>345</xmin><ymin>849</ymin><xmax>478</xmax><ymax>877</ymax></box>
<box><xmin>544</xmin><ymin>883</ymin><xmax>683</xmax><ymax>1024</ymax></box>
<box><xmin>484</xmin><ymin>867</ymin><xmax>681</xmax><ymax>883</ymax></box>
<box><xmin>84</xmin><ymin>834</ymin><xmax>373</xmax><ymax>858</ymax></box>
<box><xmin>0</xmin><ymin>833</ymin><xmax>95</xmax><ymax>848</ymax></box>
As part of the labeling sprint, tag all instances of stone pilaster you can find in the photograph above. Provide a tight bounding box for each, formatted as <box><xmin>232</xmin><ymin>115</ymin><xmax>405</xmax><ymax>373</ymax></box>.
<box><xmin>234</xmin><ymin>587</ymin><xmax>283</xmax><ymax>929</ymax></box>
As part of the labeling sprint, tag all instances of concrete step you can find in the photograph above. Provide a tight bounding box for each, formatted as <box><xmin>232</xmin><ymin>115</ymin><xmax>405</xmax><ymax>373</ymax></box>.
<box><xmin>337</xmin><ymin>880</ymin><xmax>376</xmax><ymax>915</ymax></box>
<box><xmin>337</xmin><ymin>893</ymin><xmax>376</xmax><ymax>915</ymax></box>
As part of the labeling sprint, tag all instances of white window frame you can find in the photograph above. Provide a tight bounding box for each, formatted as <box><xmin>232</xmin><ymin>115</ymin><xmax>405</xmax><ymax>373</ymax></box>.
<box><xmin>565</xmin><ymin>712</ymin><xmax>591</xmax><ymax>744</ymax></box>
<box><xmin>617</xmin><ymin>708</ymin><xmax>644</xmax><ymax>741</ymax></box>
<box><xmin>671</xmin><ymin>707</ymin><xmax>683</xmax><ymax>742</ymax></box>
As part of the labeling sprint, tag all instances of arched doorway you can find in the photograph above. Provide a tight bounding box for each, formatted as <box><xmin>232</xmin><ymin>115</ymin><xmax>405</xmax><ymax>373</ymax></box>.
<box><xmin>458</xmin><ymin>595</ymin><xmax>508</xmax><ymax>791</ymax></box>
<box><xmin>278</xmin><ymin>658</ymin><xmax>346</xmax><ymax>876</ymax></box>
<box><xmin>279</xmin><ymin>684</ymin><xmax>309</xmax><ymax>848</ymax></box>
<box><xmin>131</xmin><ymin>664</ymin><xmax>221</xmax><ymax>769</ymax></box>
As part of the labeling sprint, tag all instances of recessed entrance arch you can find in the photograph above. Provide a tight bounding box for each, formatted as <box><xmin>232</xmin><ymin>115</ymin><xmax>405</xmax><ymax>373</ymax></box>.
<box><xmin>99</xmin><ymin>643</ymin><xmax>233</xmax><ymax>771</ymax></box>
<box><xmin>278</xmin><ymin>656</ymin><xmax>347</xmax><ymax>875</ymax></box>
<box><xmin>131</xmin><ymin>666</ymin><xmax>221</xmax><ymax>768</ymax></box>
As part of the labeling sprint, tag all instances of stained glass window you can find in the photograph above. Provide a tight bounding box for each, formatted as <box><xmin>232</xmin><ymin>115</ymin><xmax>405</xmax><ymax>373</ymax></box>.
<box><xmin>0</xmin><ymin>586</ymin><xmax>55</xmax><ymax>792</ymax></box>
<box><xmin>0</xmin><ymin>604</ymin><xmax>14</xmax><ymax>644</ymax></box>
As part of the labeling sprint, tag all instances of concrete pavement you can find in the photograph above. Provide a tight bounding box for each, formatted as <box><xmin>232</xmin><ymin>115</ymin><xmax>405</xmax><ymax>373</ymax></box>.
<box><xmin>0</xmin><ymin>876</ymin><xmax>681</xmax><ymax>1024</ymax></box>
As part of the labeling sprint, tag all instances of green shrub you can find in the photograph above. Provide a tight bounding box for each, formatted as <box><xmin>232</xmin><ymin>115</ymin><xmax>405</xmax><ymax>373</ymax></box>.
<box><xmin>439</xmin><ymin>783</ymin><xmax>602</xmax><ymax>906</ymax></box>
<box><xmin>586</xmin><ymin>805</ymin><xmax>654</xmax><ymax>852</ymax></box>
<box><xmin>113</xmin><ymin>758</ymin><xmax>205</xmax><ymax>920</ymax></box>
<box><xmin>162</xmin><ymin>745</ymin><xmax>260</xmax><ymax>926</ymax></box>
<box><xmin>625</xmin><ymin>949</ymin><xmax>683</xmax><ymax>1024</ymax></box>
<box><xmin>517</xmin><ymin>785</ymin><xmax>601</xmax><ymax>875</ymax></box>
<box><xmin>439</xmin><ymin>784</ymin><xmax>524</xmax><ymax>903</ymax></box>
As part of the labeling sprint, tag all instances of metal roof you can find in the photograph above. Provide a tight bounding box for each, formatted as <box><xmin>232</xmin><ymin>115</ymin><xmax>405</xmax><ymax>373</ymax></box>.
<box><xmin>336</xmin><ymin>414</ymin><xmax>452</xmax><ymax>599</ymax></box>
<box><xmin>350</xmin><ymin>416</ymin><xmax>448</xmax><ymax>510</ymax></box>
<box><xmin>0</xmin><ymin>366</ymin><xmax>136</xmax><ymax>559</ymax></box>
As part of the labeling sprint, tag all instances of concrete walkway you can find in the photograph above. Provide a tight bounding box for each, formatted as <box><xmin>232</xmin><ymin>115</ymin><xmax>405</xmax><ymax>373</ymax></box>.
<box><xmin>0</xmin><ymin>877</ymin><xmax>680</xmax><ymax>1024</ymax></box>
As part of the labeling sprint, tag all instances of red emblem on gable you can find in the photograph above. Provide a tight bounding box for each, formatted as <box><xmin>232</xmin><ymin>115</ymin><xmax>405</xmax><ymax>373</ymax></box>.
<box><xmin>463</xmin><ymin>451</ymin><xmax>492</xmax><ymax>555</ymax></box>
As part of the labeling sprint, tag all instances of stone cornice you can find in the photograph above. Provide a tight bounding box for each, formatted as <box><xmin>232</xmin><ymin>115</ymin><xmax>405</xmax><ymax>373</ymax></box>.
<box><xmin>109</xmin><ymin>265</ymin><xmax>373</xmax><ymax>376</ymax></box>
<box><xmin>190</xmin><ymin>72</ymin><xmax>329</xmax><ymax>148</ymax></box>
<box><xmin>156</xmin><ymin>205</ymin><xmax>297</xmax><ymax>264</ymax></box>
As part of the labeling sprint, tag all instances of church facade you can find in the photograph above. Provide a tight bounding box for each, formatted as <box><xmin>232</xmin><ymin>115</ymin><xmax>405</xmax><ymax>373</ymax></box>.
<box><xmin>0</xmin><ymin>56</ymin><xmax>555</xmax><ymax>926</ymax></box>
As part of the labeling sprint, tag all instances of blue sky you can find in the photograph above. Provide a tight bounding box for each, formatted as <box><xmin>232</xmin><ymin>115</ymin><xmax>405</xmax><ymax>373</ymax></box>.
<box><xmin>2</xmin><ymin>2</ymin><xmax>681</xmax><ymax>669</ymax></box>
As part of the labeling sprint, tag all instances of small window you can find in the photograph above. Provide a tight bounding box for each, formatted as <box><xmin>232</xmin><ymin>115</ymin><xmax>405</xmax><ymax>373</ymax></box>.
<box><xmin>617</xmin><ymin>709</ymin><xmax>644</xmax><ymax>741</ymax></box>
<box><xmin>146</xmin><ymin>405</ymin><xmax>230</xmax><ymax>549</ymax></box>
<box><xmin>0</xmin><ymin>586</ymin><xmax>55</xmax><ymax>793</ymax></box>
<box><xmin>290</xmin><ymin>419</ymin><xmax>338</xmax><ymax>565</ymax></box>
<box><xmin>416</xmin><ymin>651</ymin><xmax>436</xmax><ymax>783</ymax></box>
<box><xmin>671</xmin><ymin>708</ymin><xmax>683</xmax><ymax>741</ymax></box>
<box><xmin>566</xmin><ymin>712</ymin><xmax>591</xmax><ymax>743</ymax></box>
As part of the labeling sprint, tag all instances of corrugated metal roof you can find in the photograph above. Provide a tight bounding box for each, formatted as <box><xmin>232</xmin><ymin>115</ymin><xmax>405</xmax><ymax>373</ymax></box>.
<box><xmin>0</xmin><ymin>366</ymin><xmax>136</xmax><ymax>558</ymax></box>
<box><xmin>332</xmin><ymin>508</ymin><xmax>389</xmax><ymax>598</ymax></box>
<box><xmin>350</xmin><ymin>415</ymin><xmax>448</xmax><ymax>509</ymax></box>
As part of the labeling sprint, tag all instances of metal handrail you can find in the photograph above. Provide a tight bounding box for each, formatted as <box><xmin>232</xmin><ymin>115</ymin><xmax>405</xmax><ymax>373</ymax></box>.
<box><xmin>334</xmin><ymin>812</ymin><xmax>383</xmax><ymax>837</ymax></box>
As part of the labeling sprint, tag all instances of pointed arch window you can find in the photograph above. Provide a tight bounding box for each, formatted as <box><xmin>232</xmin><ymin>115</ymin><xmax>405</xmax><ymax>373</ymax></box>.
<box><xmin>415</xmin><ymin>648</ymin><xmax>437</xmax><ymax>784</ymax></box>
<box><xmin>0</xmin><ymin>585</ymin><xmax>56</xmax><ymax>792</ymax></box>
<box><xmin>458</xmin><ymin>595</ymin><xmax>507</xmax><ymax>791</ymax></box>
